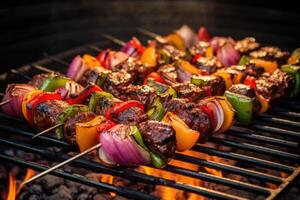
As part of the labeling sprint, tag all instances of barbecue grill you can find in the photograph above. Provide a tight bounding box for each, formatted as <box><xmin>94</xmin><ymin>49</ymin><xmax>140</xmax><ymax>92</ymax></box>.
<box><xmin>1</xmin><ymin>1</ymin><xmax>300</xmax><ymax>199</ymax></box>
<box><xmin>0</xmin><ymin>39</ymin><xmax>299</xmax><ymax>200</ymax></box>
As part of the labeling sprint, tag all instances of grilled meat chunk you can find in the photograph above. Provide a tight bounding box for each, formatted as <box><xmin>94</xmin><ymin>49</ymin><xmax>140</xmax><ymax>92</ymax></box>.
<box><xmin>189</xmin><ymin>41</ymin><xmax>211</xmax><ymax>56</ymax></box>
<box><xmin>118</xmin><ymin>85</ymin><xmax>157</xmax><ymax>106</ymax></box>
<box><xmin>138</xmin><ymin>120</ymin><xmax>176</xmax><ymax>160</ymax></box>
<box><xmin>29</xmin><ymin>73</ymin><xmax>59</xmax><ymax>88</ymax></box>
<box><xmin>234</xmin><ymin>37</ymin><xmax>260</xmax><ymax>54</ymax></box>
<box><xmin>192</xmin><ymin>75</ymin><xmax>226</xmax><ymax>96</ymax></box>
<box><xmin>172</xmin><ymin>82</ymin><xmax>206</xmax><ymax>101</ymax></box>
<box><xmin>157</xmin><ymin>64</ymin><xmax>178</xmax><ymax>84</ymax></box>
<box><xmin>164</xmin><ymin>98</ymin><xmax>211</xmax><ymax>139</ymax></box>
<box><xmin>228</xmin><ymin>84</ymin><xmax>256</xmax><ymax>98</ymax></box>
<box><xmin>63</xmin><ymin>112</ymin><xmax>96</xmax><ymax>145</ymax></box>
<box><xmin>194</xmin><ymin>57</ymin><xmax>223</xmax><ymax>74</ymax></box>
<box><xmin>102</xmin><ymin>71</ymin><xmax>133</xmax><ymax>97</ymax></box>
<box><xmin>112</xmin><ymin>107</ymin><xmax>148</xmax><ymax>125</ymax></box>
<box><xmin>256</xmin><ymin>69</ymin><xmax>294</xmax><ymax>101</ymax></box>
<box><xmin>250</xmin><ymin>46</ymin><xmax>290</xmax><ymax>65</ymax></box>
<box><xmin>94</xmin><ymin>96</ymin><xmax>121</xmax><ymax>116</ymax></box>
<box><xmin>80</xmin><ymin>67</ymin><xmax>109</xmax><ymax>86</ymax></box>
<box><xmin>33</xmin><ymin>100</ymin><xmax>68</xmax><ymax>131</ymax></box>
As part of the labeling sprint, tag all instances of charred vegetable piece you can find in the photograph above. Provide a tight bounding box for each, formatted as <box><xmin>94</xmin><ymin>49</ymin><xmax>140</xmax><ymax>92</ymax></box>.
<box><xmin>147</xmin><ymin>79</ymin><xmax>177</xmax><ymax>98</ymax></box>
<box><xmin>215</xmin><ymin>97</ymin><xmax>236</xmax><ymax>133</ymax></box>
<box><xmin>140</xmin><ymin>45</ymin><xmax>157</xmax><ymax>67</ymax></box>
<box><xmin>66</xmin><ymin>84</ymin><xmax>102</xmax><ymax>105</ymax></box>
<box><xmin>239</xmin><ymin>55</ymin><xmax>250</xmax><ymax>65</ymax></box>
<box><xmin>88</xmin><ymin>91</ymin><xmax>115</xmax><ymax>113</ymax></box>
<box><xmin>146</xmin><ymin>97</ymin><xmax>165</xmax><ymax>121</ymax></box>
<box><xmin>281</xmin><ymin>65</ymin><xmax>300</xmax><ymax>97</ymax></box>
<box><xmin>55</xmin><ymin>104</ymin><xmax>90</xmax><ymax>139</ymax></box>
<box><xmin>39</xmin><ymin>76</ymin><xmax>70</xmax><ymax>92</ymax></box>
<box><xmin>224</xmin><ymin>91</ymin><xmax>254</xmax><ymax>124</ymax></box>
<box><xmin>143</xmin><ymin>72</ymin><xmax>165</xmax><ymax>85</ymax></box>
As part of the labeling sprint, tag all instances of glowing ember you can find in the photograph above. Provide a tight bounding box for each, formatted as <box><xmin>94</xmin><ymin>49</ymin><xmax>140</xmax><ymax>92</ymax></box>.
<box><xmin>6</xmin><ymin>169</ymin><xmax>35</xmax><ymax>200</ymax></box>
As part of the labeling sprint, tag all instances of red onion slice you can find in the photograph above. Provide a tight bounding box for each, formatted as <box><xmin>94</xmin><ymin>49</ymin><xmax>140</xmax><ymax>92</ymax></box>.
<box><xmin>217</xmin><ymin>43</ymin><xmax>240</xmax><ymax>67</ymax></box>
<box><xmin>207</xmin><ymin>100</ymin><xmax>225</xmax><ymax>133</ymax></box>
<box><xmin>67</xmin><ymin>56</ymin><xmax>87</xmax><ymax>82</ymax></box>
<box><xmin>176</xmin><ymin>25</ymin><xmax>198</xmax><ymax>48</ymax></box>
<box><xmin>177</xmin><ymin>67</ymin><xmax>192</xmax><ymax>82</ymax></box>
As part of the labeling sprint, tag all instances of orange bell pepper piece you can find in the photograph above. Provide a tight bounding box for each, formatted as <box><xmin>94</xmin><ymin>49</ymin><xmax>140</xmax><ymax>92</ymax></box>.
<box><xmin>83</xmin><ymin>54</ymin><xmax>100</xmax><ymax>69</ymax></box>
<box><xmin>140</xmin><ymin>45</ymin><xmax>158</xmax><ymax>67</ymax></box>
<box><xmin>205</xmin><ymin>46</ymin><xmax>214</xmax><ymax>58</ymax></box>
<box><xmin>256</xmin><ymin>93</ymin><xmax>269</xmax><ymax>113</ymax></box>
<box><xmin>215</xmin><ymin>97</ymin><xmax>236</xmax><ymax>134</ymax></box>
<box><xmin>22</xmin><ymin>90</ymin><xmax>42</xmax><ymax>122</ymax></box>
<box><xmin>162</xmin><ymin>112</ymin><xmax>200</xmax><ymax>151</ymax></box>
<box><xmin>214</xmin><ymin>70</ymin><xmax>233</xmax><ymax>89</ymax></box>
<box><xmin>76</xmin><ymin>116</ymin><xmax>106</xmax><ymax>152</ymax></box>
<box><xmin>178</xmin><ymin>59</ymin><xmax>204</xmax><ymax>75</ymax></box>
<box><xmin>250</xmin><ymin>58</ymin><xmax>278</xmax><ymax>73</ymax></box>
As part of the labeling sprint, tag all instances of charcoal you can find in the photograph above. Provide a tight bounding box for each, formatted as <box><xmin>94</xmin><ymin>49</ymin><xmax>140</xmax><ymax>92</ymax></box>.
<box><xmin>40</xmin><ymin>175</ymin><xmax>64</xmax><ymax>191</ymax></box>
<box><xmin>49</xmin><ymin>185</ymin><xmax>72</xmax><ymax>200</ymax></box>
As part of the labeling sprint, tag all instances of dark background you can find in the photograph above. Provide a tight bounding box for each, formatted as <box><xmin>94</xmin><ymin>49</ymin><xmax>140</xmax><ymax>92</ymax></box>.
<box><xmin>0</xmin><ymin>0</ymin><xmax>299</xmax><ymax>73</ymax></box>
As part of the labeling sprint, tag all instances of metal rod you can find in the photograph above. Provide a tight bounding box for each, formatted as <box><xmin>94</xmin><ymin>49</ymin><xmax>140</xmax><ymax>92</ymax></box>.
<box><xmin>32</xmin><ymin>123</ymin><xmax>63</xmax><ymax>139</ymax></box>
<box><xmin>31</xmin><ymin>64</ymin><xmax>56</xmax><ymax>73</ymax></box>
<box><xmin>102</xmin><ymin>34</ymin><xmax>126</xmax><ymax>46</ymax></box>
<box><xmin>43</xmin><ymin>52</ymin><xmax>69</xmax><ymax>66</ymax></box>
<box><xmin>137</xmin><ymin>28</ymin><xmax>161</xmax><ymax>38</ymax></box>
<box><xmin>10</xmin><ymin>69</ymin><xmax>32</xmax><ymax>80</ymax></box>
<box><xmin>0</xmin><ymin>99</ymin><xmax>10</xmax><ymax>106</ymax></box>
<box><xmin>23</xmin><ymin>143</ymin><xmax>101</xmax><ymax>185</ymax></box>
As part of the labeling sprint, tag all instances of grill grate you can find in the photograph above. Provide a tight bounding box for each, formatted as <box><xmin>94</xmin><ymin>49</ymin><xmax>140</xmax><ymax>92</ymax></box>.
<box><xmin>0</xmin><ymin>39</ymin><xmax>299</xmax><ymax>200</ymax></box>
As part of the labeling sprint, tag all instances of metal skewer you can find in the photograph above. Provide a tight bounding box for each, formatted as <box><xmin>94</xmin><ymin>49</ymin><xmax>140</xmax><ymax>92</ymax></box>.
<box><xmin>137</xmin><ymin>28</ymin><xmax>166</xmax><ymax>43</ymax></box>
<box><xmin>32</xmin><ymin>123</ymin><xmax>64</xmax><ymax>139</ymax></box>
<box><xmin>22</xmin><ymin>143</ymin><xmax>101</xmax><ymax>185</ymax></box>
<box><xmin>32</xmin><ymin>64</ymin><xmax>56</xmax><ymax>73</ymax></box>
<box><xmin>102</xmin><ymin>34</ymin><xmax>126</xmax><ymax>46</ymax></box>
<box><xmin>10</xmin><ymin>69</ymin><xmax>32</xmax><ymax>81</ymax></box>
<box><xmin>0</xmin><ymin>99</ymin><xmax>10</xmax><ymax>106</ymax></box>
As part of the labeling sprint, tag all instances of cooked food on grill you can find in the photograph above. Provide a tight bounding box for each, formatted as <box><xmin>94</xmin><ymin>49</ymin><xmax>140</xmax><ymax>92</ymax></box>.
<box><xmin>1</xmin><ymin>24</ymin><xmax>300</xmax><ymax>169</ymax></box>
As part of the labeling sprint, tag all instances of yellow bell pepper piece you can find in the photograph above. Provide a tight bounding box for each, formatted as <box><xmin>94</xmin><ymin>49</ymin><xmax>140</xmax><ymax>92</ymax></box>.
<box><xmin>165</xmin><ymin>33</ymin><xmax>185</xmax><ymax>51</ymax></box>
<box><xmin>251</xmin><ymin>58</ymin><xmax>278</xmax><ymax>73</ymax></box>
<box><xmin>83</xmin><ymin>54</ymin><xmax>100</xmax><ymax>69</ymax></box>
<box><xmin>140</xmin><ymin>45</ymin><xmax>157</xmax><ymax>67</ymax></box>
<box><xmin>205</xmin><ymin>46</ymin><xmax>214</xmax><ymax>58</ymax></box>
<box><xmin>162</xmin><ymin>112</ymin><xmax>200</xmax><ymax>151</ymax></box>
<box><xmin>178</xmin><ymin>59</ymin><xmax>203</xmax><ymax>75</ymax></box>
<box><xmin>256</xmin><ymin>94</ymin><xmax>269</xmax><ymax>113</ymax></box>
<box><xmin>76</xmin><ymin>115</ymin><xmax>106</xmax><ymax>152</ymax></box>
<box><xmin>214</xmin><ymin>70</ymin><xmax>233</xmax><ymax>89</ymax></box>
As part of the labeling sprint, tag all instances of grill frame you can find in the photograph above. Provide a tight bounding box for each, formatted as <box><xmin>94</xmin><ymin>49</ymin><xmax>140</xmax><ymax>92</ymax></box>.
<box><xmin>0</xmin><ymin>40</ymin><xmax>299</xmax><ymax>200</ymax></box>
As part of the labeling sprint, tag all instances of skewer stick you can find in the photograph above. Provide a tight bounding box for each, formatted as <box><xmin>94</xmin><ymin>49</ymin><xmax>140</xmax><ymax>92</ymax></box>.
<box><xmin>43</xmin><ymin>53</ymin><xmax>69</xmax><ymax>66</ymax></box>
<box><xmin>32</xmin><ymin>123</ymin><xmax>64</xmax><ymax>139</ymax></box>
<box><xmin>137</xmin><ymin>28</ymin><xmax>166</xmax><ymax>43</ymax></box>
<box><xmin>10</xmin><ymin>69</ymin><xmax>32</xmax><ymax>81</ymax></box>
<box><xmin>32</xmin><ymin>64</ymin><xmax>56</xmax><ymax>73</ymax></box>
<box><xmin>85</xmin><ymin>44</ymin><xmax>103</xmax><ymax>52</ymax></box>
<box><xmin>102</xmin><ymin>34</ymin><xmax>126</xmax><ymax>46</ymax></box>
<box><xmin>22</xmin><ymin>143</ymin><xmax>101</xmax><ymax>185</ymax></box>
<box><xmin>0</xmin><ymin>99</ymin><xmax>10</xmax><ymax>106</ymax></box>
<box><xmin>0</xmin><ymin>92</ymin><xmax>4</xmax><ymax>96</ymax></box>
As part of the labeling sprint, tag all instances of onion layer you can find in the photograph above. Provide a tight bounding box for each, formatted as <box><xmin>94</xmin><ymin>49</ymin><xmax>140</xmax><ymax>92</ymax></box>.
<box><xmin>67</xmin><ymin>56</ymin><xmax>87</xmax><ymax>82</ymax></box>
<box><xmin>1</xmin><ymin>84</ymin><xmax>35</xmax><ymax>118</ymax></box>
<box><xmin>217</xmin><ymin>43</ymin><xmax>240</xmax><ymax>67</ymax></box>
<box><xmin>176</xmin><ymin>25</ymin><xmax>198</xmax><ymax>48</ymax></box>
<box><xmin>99</xmin><ymin>124</ymin><xmax>151</xmax><ymax>167</ymax></box>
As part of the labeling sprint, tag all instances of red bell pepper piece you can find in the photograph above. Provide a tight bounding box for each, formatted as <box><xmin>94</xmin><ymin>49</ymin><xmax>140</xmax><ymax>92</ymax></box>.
<box><xmin>143</xmin><ymin>72</ymin><xmax>166</xmax><ymax>85</ymax></box>
<box><xmin>198</xmin><ymin>27</ymin><xmax>211</xmax><ymax>42</ymax></box>
<box><xmin>26</xmin><ymin>92</ymin><xmax>62</xmax><ymax>125</ymax></box>
<box><xmin>191</xmin><ymin>53</ymin><xmax>202</xmax><ymax>64</ymax></box>
<box><xmin>129</xmin><ymin>38</ymin><xmax>145</xmax><ymax>55</ymax></box>
<box><xmin>200</xmin><ymin>105</ymin><xmax>216</xmax><ymax>131</ymax></box>
<box><xmin>96</xmin><ymin>49</ymin><xmax>111</xmax><ymax>69</ymax></box>
<box><xmin>97</xmin><ymin>120</ymin><xmax>116</xmax><ymax>134</ymax></box>
<box><xmin>66</xmin><ymin>84</ymin><xmax>102</xmax><ymax>105</ymax></box>
<box><xmin>244</xmin><ymin>76</ymin><xmax>257</xmax><ymax>90</ymax></box>
<box><xmin>105</xmin><ymin>100</ymin><xmax>145</xmax><ymax>121</ymax></box>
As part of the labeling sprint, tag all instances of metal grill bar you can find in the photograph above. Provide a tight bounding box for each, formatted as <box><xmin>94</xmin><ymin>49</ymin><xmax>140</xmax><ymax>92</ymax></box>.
<box><xmin>0</xmin><ymin>154</ymin><xmax>159</xmax><ymax>200</ymax></box>
<box><xmin>252</xmin><ymin>124</ymin><xmax>300</xmax><ymax>139</ymax></box>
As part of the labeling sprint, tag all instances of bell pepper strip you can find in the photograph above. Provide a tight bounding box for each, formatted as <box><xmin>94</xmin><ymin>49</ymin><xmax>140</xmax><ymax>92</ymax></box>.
<box><xmin>26</xmin><ymin>92</ymin><xmax>62</xmax><ymax>125</ymax></box>
<box><xmin>97</xmin><ymin>120</ymin><xmax>116</xmax><ymax>135</ymax></box>
<box><xmin>131</xmin><ymin>126</ymin><xmax>165</xmax><ymax>168</ymax></box>
<box><xmin>164</xmin><ymin>33</ymin><xmax>186</xmax><ymax>51</ymax></box>
<box><xmin>76</xmin><ymin>115</ymin><xmax>107</xmax><ymax>152</ymax></box>
<box><xmin>146</xmin><ymin>79</ymin><xmax>177</xmax><ymax>98</ymax></box>
<box><xmin>250</xmin><ymin>58</ymin><xmax>278</xmax><ymax>73</ymax></box>
<box><xmin>214</xmin><ymin>70</ymin><xmax>233</xmax><ymax>90</ymax></box>
<box><xmin>22</xmin><ymin>90</ymin><xmax>42</xmax><ymax>122</ymax></box>
<box><xmin>191</xmin><ymin>53</ymin><xmax>202</xmax><ymax>64</ymax></box>
<box><xmin>39</xmin><ymin>76</ymin><xmax>70</xmax><ymax>92</ymax></box>
<box><xmin>97</xmin><ymin>49</ymin><xmax>111</xmax><ymax>69</ymax></box>
<box><xmin>256</xmin><ymin>93</ymin><xmax>269</xmax><ymax>113</ymax></box>
<box><xmin>215</xmin><ymin>96</ymin><xmax>236</xmax><ymax>133</ymax></box>
<box><xmin>177</xmin><ymin>59</ymin><xmax>204</xmax><ymax>75</ymax></box>
<box><xmin>128</xmin><ymin>37</ymin><xmax>145</xmax><ymax>55</ymax></box>
<box><xmin>224</xmin><ymin>91</ymin><xmax>254</xmax><ymax>125</ymax></box>
<box><xmin>205</xmin><ymin>46</ymin><xmax>214</xmax><ymax>58</ymax></box>
<box><xmin>162</xmin><ymin>112</ymin><xmax>200</xmax><ymax>151</ymax></box>
<box><xmin>55</xmin><ymin>104</ymin><xmax>90</xmax><ymax>139</ymax></box>
<box><xmin>146</xmin><ymin>97</ymin><xmax>165</xmax><ymax>121</ymax></box>
<box><xmin>66</xmin><ymin>84</ymin><xmax>102</xmax><ymax>105</ymax></box>
<box><xmin>244</xmin><ymin>76</ymin><xmax>257</xmax><ymax>90</ymax></box>
<box><xmin>143</xmin><ymin>72</ymin><xmax>166</xmax><ymax>85</ymax></box>
<box><xmin>88</xmin><ymin>91</ymin><xmax>115</xmax><ymax>113</ymax></box>
<box><xmin>238</xmin><ymin>55</ymin><xmax>250</xmax><ymax>65</ymax></box>
<box><xmin>140</xmin><ymin>45</ymin><xmax>157</xmax><ymax>67</ymax></box>
<box><xmin>105</xmin><ymin>100</ymin><xmax>144</xmax><ymax>122</ymax></box>
<box><xmin>200</xmin><ymin>104</ymin><xmax>216</xmax><ymax>131</ymax></box>
<box><xmin>83</xmin><ymin>54</ymin><xmax>100</xmax><ymax>69</ymax></box>
<box><xmin>281</xmin><ymin>65</ymin><xmax>300</xmax><ymax>97</ymax></box>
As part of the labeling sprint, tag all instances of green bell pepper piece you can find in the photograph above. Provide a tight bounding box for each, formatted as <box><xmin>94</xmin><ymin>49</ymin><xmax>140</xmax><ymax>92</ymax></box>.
<box><xmin>132</xmin><ymin>126</ymin><xmax>165</xmax><ymax>168</ymax></box>
<box><xmin>146</xmin><ymin>97</ymin><xmax>165</xmax><ymax>121</ymax></box>
<box><xmin>224</xmin><ymin>91</ymin><xmax>254</xmax><ymax>124</ymax></box>
<box><xmin>39</xmin><ymin>76</ymin><xmax>70</xmax><ymax>92</ymax></box>
<box><xmin>191</xmin><ymin>75</ymin><xmax>212</xmax><ymax>87</ymax></box>
<box><xmin>281</xmin><ymin>65</ymin><xmax>300</xmax><ymax>97</ymax></box>
<box><xmin>147</xmin><ymin>79</ymin><xmax>177</xmax><ymax>98</ymax></box>
<box><xmin>239</xmin><ymin>55</ymin><xmax>250</xmax><ymax>65</ymax></box>
<box><xmin>88</xmin><ymin>91</ymin><xmax>115</xmax><ymax>113</ymax></box>
<box><xmin>96</xmin><ymin>71</ymin><xmax>109</xmax><ymax>87</ymax></box>
<box><xmin>158</xmin><ymin>49</ymin><xmax>172</xmax><ymax>65</ymax></box>
<box><xmin>55</xmin><ymin>104</ymin><xmax>89</xmax><ymax>139</ymax></box>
